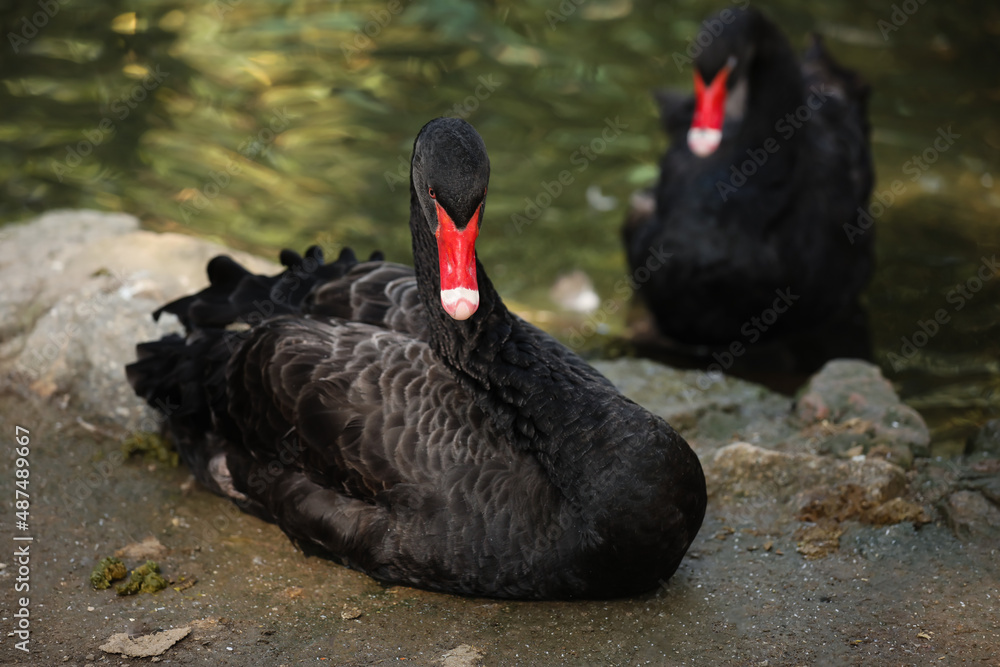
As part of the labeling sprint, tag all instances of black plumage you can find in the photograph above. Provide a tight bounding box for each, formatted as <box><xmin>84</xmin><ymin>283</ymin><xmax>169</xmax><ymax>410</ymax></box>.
<box><xmin>624</xmin><ymin>8</ymin><xmax>874</xmax><ymax>345</ymax></box>
<box><xmin>128</xmin><ymin>117</ymin><xmax>705</xmax><ymax>600</ymax></box>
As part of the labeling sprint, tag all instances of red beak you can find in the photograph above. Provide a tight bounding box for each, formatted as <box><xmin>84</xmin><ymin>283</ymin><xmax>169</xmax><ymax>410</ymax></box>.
<box><xmin>688</xmin><ymin>61</ymin><xmax>733</xmax><ymax>157</ymax></box>
<box><xmin>435</xmin><ymin>201</ymin><xmax>481</xmax><ymax>320</ymax></box>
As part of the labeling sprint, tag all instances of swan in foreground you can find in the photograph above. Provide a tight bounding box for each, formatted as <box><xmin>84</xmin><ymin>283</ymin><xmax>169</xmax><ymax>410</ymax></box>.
<box><xmin>128</xmin><ymin>117</ymin><xmax>706</xmax><ymax>599</ymax></box>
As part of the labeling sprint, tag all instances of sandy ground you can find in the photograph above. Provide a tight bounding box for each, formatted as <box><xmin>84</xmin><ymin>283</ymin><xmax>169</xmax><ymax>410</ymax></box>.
<box><xmin>1</xmin><ymin>388</ymin><xmax>998</xmax><ymax>667</ymax></box>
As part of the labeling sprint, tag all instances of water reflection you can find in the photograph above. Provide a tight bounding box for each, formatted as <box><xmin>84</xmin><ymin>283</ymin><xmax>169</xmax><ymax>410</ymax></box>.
<box><xmin>1</xmin><ymin>0</ymin><xmax>998</xmax><ymax>454</ymax></box>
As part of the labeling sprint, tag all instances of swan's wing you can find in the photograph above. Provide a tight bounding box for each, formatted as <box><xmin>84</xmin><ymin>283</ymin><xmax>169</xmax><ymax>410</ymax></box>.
<box><xmin>223</xmin><ymin>316</ymin><xmax>496</xmax><ymax>502</ymax></box>
<box><xmin>305</xmin><ymin>261</ymin><xmax>429</xmax><ymax>337</ymax></box>
<box><xmin>212</xmin><ymin>314</ymin><xmax>590</xmax><ymax>595</ymax></box>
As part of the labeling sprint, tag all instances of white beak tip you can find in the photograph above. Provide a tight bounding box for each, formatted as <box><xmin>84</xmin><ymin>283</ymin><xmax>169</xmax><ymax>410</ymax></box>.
<box><xmin>441</xmin><ymin>288</ymin><xmax>479</xmax><ymax>320</ymax></box>
<box><xmin>687</xmin><ymin>128</ymin><xmax>722</xmax><ymax>157</ymax></box>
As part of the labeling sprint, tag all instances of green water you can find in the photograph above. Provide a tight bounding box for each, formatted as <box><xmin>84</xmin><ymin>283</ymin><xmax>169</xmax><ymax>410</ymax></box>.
<box><xmin>2</xmin><ymin>0</ymin><xmax>999</xmax><ymax>452</ymax></box>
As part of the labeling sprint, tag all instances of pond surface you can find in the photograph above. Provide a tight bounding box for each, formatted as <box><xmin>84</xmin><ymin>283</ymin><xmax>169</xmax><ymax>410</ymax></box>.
<box><xmin>1</xmin><ymin>0</ymin><xmax>998</xmax><ymax>454</ymax></box>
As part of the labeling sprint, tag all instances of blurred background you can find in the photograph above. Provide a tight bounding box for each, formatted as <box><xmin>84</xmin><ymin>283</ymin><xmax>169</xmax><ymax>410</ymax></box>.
<box><xmin>1</xmin><ymin>0</ymin><xmax>998</xmax><ymax>454</ymax></box>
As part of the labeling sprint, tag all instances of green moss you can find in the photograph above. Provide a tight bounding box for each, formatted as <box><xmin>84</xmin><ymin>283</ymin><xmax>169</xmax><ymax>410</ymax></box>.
<box><xmin>115</xmin><ymin>578</ymin><xmax>142</xmax><ymax>595</ymax></box>
<box><xmin>122</xmin><ymin>432</ymin><xmax>179</xmax><ymax>467</ymax></box>
<box><xmin>116</xmin><ymin>560</ymin><xmax>168</xmax><ymax>596</ymax></box>
<box><xmin>89</xmin><ymin>556</ymin><xmax>127</xmax><ymax>590</ymax></box>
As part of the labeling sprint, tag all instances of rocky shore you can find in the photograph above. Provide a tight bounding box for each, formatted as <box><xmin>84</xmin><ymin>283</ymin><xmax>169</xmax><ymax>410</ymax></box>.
<box><xmin>0</xmin><ymin>211</ymin><xmax>997</xmax><ymax>665</ymax></box>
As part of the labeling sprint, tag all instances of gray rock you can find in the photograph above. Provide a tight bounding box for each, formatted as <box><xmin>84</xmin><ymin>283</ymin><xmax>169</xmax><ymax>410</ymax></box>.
<box><xmin>942</xmin><ymin>490</ymin><xmax>1000</xmax><ymax>540</ymax></box>
<box><xmin>795</xmin><ymin>359</ymin><xmax>931</xmax><ymax>457</ymax></box>
<box><xmin>708</xmin><ymin>442</ymin><xmax>907</xmax><ymax>507</ymax></box>
<box><xmin>972</xmin><ymin>475</ymin><xmax>1000</xmax><ymax>505</ymax></box>
<box><xmin>591</xmin><ymin>358</ymin><xmax>795</xmax><ymax>456</ymax></box>
<box><xmin>0</xmin><ymin>210</ymin><xmax>276</xmax><ymax>431</ymax></box>
<box><xmin>595</xmin><ymin>358</ymin><xmax>929</xmax><ymax>468</ymax></box>
<box><xmin>0</xmin><ymin>209</ymin><xmax>138</xmax><ymax>341</ymax></box>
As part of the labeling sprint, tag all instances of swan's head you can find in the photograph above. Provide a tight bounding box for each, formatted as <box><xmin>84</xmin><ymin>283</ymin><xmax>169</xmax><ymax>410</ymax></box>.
<box><xmin>412</xmin><ymin>117</ymin><xmax>490</xmax><ymax>321</ymax></box>
<box><xmin>688</xmin><ymin>55</ymin><xmax>737</xmax><ymax>157</ymax></box>
<box><xmin>687</xmin><ymin>9</ymin><xmax>760</xmax><ymax>157</ymax></box>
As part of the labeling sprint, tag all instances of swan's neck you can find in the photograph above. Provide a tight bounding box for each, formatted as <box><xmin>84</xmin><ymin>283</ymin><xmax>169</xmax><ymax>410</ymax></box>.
<box><xmin>410</xmin><ymin>193</ymin><xmax>512</xmax><ymax>372</ymax></box>
<box><xmin>409</xmin><ymin>192</ymin><xmax>586</xmax><ymax>465</ymax></box>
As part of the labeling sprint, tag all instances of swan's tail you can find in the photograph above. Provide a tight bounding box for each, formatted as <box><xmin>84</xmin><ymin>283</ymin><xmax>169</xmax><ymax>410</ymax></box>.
<box><xmin>152</xmin><ymin>245</ymin><xmax>383</xmax><ymax>332</ymax></box>
<box><xmin>125</xmin><ymin>244</ymin><xmax>377</xmax><ymax>500</ymax></box>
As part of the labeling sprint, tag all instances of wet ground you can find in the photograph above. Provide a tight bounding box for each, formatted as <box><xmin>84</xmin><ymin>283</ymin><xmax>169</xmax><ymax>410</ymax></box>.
<box><xmin>2</xmin><ymin>384</ymin><xmax>998</xmax><ymax>666</ymax></box>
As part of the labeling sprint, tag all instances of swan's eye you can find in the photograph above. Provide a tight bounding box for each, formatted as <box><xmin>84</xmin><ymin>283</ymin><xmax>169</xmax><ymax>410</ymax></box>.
<box><xmin>428</xmin><ymin>187</ymin><xmax>436</xmax><ymax>199</ymax></box>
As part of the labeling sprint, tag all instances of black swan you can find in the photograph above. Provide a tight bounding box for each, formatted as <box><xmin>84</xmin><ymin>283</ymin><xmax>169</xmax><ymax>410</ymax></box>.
<box><xmin>127</xmin><ymin>118</ymin><xmax>706</xmax><ymax>600</ymax></box>
<box><xmin>624</xmin><ymin>8</ymin><xmax>873</xmax><ymax>346</ymax></box>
